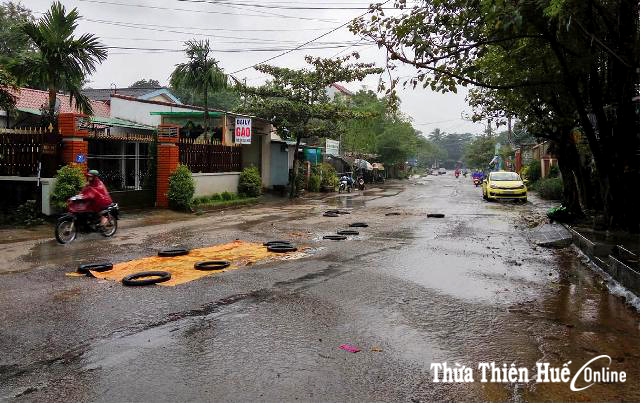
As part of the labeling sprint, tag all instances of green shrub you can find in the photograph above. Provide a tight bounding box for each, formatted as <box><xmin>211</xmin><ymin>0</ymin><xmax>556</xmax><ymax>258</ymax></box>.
<box><xmin>13</xmin><ymin>200</ymin><xmax>45</xmax><ymax>226</ymax></box>
<box><xmin>308</xmin><ymin>174</ymin><xmax>321</xmax><ymax>192</ymax></box>
<box><xmin>238</xmin><ymin>166</ymin><xmax>262</xmax><ymax>197</ymax></box>
<box><xmin>211</xmin><ymin>193</ymin><xmax>222</xmax><ymax>200</ymax></box>
<box><xmin>525</xmin><ymin>160</ymin><xmax>541</xmax><ymax>183</ymax></box>
<box><xmin>536</xmin><ymin>177</ymin><xmax>563</xmax><ymax>200</ymax></box>
<box><xmin>51</xmin><ymin>164</ymin><xmax>85</xmax><ymax>210</ymax></box>
<box><xmin>318</xmin><ymin>163</ymin><xmax>338</xmax><ymax>190</ymax></box>
<box><xmin>168</xmin><ymin>165</ymin><xmax>195</xmax><ymax>211</ymax></box>
<box><xmin>548</xmin><ymin>165</ymin><xmax>560</xmax><ymax>178</ymax></box>
<box><xmin>221</xmin><ymin>191</ymin><xmax>235</xmax><ymax>201</ymax></box>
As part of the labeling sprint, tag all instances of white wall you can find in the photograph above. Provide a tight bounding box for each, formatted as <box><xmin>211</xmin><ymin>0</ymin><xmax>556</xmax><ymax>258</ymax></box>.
<box><xmin>192</xmin><ymin>172</ymin><xmax>240</xmax><ymax>196</ymax></box>
<box><xmin>110</xmin><ymin>97</ymin><xmax>206</xmax><ymax>126</ymax></box>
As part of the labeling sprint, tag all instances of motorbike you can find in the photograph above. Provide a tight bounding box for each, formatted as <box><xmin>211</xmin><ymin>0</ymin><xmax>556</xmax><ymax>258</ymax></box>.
<box><xmin>55</xmin><ymin>195</ymin><xmax>119</xmax><ymax>244</ymax></box>
<box><xmin>357</xmin><ymin>177</ymin><xmax>365</xmax><ymax>190</ymax></box>
<box><xmin>338</xmin><ymin>179</ymin><xmax>352</xmax><ymax>193</ymax></box>
<box><xmin>473</xmin><ymin>178</ymin><xmax>482</xmax><ymax>187</ymax></box>
<box><xmin>455</xmin><ymin>171</ymin><xmax>460</xmax><ymax>178</ymax></box>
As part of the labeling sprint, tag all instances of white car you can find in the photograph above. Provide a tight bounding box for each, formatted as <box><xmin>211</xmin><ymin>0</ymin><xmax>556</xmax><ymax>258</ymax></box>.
<box><xmin>438</xmin><ymin>168</ymin><xmax>446</xmax><ymax>175</ymax></box>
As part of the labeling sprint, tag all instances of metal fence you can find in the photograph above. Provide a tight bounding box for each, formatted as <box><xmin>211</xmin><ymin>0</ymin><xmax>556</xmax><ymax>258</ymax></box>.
<box><xmin>178</xmin><ymin>137</ymin><xmax>241</xmax><ymax>173</ymax></box>
<box><xmin>0</xmin><ymin>127</ymin><xmax>55</xmax><ymax>177</ymax></box>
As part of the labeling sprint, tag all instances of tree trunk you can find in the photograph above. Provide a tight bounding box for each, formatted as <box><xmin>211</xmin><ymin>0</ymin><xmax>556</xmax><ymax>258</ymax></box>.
<box><xmin>289</xmin><ymin>136</ymin><xmax>302</xmax><ymax>198</ymax></box>
<box><xmin>48</xmin><ymin>88</ymin><xmax>56</xmax><ymax>119</ymax></box>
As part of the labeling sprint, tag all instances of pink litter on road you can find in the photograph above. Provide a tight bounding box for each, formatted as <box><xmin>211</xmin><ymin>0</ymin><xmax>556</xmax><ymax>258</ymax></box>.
<box><xmin>339</xmin><ymin>344</ymin><xmax>361</xmax><ymax>353</ymax></box>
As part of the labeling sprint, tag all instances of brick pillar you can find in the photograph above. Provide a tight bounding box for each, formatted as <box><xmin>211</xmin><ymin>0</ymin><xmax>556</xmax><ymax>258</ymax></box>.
<box><xmin>156</xmin><ymin>125</ymin><xmax>180</xmax><ymax>208</ymax></box>
<box><xmin>58</xmin><ymin>113</ymin><xmax>89</xmax><ymax>173</ymax></box>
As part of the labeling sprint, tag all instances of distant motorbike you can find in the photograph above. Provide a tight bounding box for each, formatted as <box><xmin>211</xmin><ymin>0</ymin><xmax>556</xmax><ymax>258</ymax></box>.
<box><xmin>55</xmin><ymin>195</ymin><xmax>119</xmax><ymax>244</ymax></box>
<box><xmin>455</xmin><ymin>171</ymin><xmax>460</xmax><ymax>178</ymax></box>
<box><xmin>473</xmin><ymin>178</ymin><xmax>482</xmax><ymax>187</ymax></box>
<box><xmin>338</xmin><ymin>178</ymin><xmax>352</xmax><ymax>193</ymax></box>
<box><xmin>357</xmin><ymin>177</ymin><xmax>365</xmax><ymax>190</ymax></box>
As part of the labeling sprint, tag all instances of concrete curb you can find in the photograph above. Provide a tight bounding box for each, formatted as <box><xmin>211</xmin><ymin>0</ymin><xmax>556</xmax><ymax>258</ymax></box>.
<box><xmin>565</xmin><ymin>224</ymin><xmax>640</xmax><ymax>296</ymax></box>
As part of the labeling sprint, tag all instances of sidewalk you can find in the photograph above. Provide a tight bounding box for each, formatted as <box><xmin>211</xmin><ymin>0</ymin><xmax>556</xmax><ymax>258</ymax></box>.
<box><xmin>0</xmin><ymin>193</ymin><xmax>290</xmax><ymax>245</ymax></box>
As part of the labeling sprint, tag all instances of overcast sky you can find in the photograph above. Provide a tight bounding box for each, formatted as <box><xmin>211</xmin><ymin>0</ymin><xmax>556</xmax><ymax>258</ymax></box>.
<box><xmin>28</xmin><ymin>0</ymin><xmax>487</xmax><ymax>135</ymax></box>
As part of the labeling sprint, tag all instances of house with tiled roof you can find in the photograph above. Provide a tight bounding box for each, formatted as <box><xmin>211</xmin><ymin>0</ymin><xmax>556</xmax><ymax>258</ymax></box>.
<box><xmin>0</xmin><ymin>86</ymin><xmax>286</xmax><ymax>214</ymax></box>
<box><xmin>82</xmin><ymin>87</ymin><xmax>181</xmax><ymax>104</ymax></box>
<box><xmin>326</xmin><ymin>83</ymin><xmax>354</xmax><ymax>99</ymax></box>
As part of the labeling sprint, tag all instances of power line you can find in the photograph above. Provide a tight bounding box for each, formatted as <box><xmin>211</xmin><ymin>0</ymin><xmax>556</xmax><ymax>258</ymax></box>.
<box><xmin>175</xmin><ymin>0</ymin><xmax>393</xmax><ymax>10</ymax></box>
<box><xmin>230</xmin><ymin>0</ymin><xmax>391</xmax><ymax>74</ymax></box>
<box><xmin>106</xmin><ymin>43</ymin><xmax>372</xmax><ymax>54</ymax></box>
<box><xmin>76</xmin><ymin>0</ymin><xmax>339</xmax><ymax>22</ymax></box>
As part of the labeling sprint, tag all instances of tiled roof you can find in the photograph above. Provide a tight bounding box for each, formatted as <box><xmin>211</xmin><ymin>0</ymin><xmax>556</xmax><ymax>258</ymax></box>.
<box><xmin>330</xmin><ymin>83</ymin><xmax>353</xmax><ymax>96</ymax></box>
<box><xmin>11</xmin><ymin>87</ymin><xmax>110</xmax><ymax>117</ymax></box>
<box><xmin>82</xmin><ymin>87</ymin><xmax>163</xmax><ymax>101</ymax></box>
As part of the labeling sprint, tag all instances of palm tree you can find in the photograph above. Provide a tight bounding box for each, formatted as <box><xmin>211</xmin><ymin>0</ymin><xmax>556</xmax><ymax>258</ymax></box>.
<box><xmin>19</xmin><ymin>2</ymin><xmax>107</xmax><ymax>117</ymax></box>
<box><xmin>170</xmin><ymin>40</ymin><xmax>228</xmax><ymax>139</ymax></box>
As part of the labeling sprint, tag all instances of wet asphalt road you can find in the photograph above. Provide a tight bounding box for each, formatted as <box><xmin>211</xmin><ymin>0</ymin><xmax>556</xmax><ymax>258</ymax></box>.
<box><xmin>1</xmin><ymin>175</ymin><xmax>639</xmax><ymax>402</ymax></box>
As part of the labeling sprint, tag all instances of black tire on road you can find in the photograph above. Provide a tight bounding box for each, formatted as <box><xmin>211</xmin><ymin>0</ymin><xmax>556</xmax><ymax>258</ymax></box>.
<box><xmin>385</xmin><ymin>212</ymin><xmax>401</xmax><ymax>216</ymax></box>
<box><xmin>122</xmin><ymin>271</ymin><xmax>172</xmax><ymax>286</ymax></box>
<box><xmin>55</xmin><ymin>219</ymin><xmax>77</xmax><ymax>244</ymax></box>
<box><xmin>323</xmin><ymin>212</ymin><xmax>339</xmax><ymax>217</ymax></box>
<box><xmin>158</xmin><ymin>248</ymin><xmax>190</xmax><ymax>257</ymax></box>
<box><xmin>427</xmin><ymin>213</ymin><xmax>445</xmax><ymax>218</ymax></box>
<box><xmin>349</xmin><ymin>222</ymin><xmax>368</xmax><ymax>228</ymax></box>
<box><xmin>194</xmin><ymin>261</ymin><xmax>231</xmax><ymax>270</ymax></box>
<box><xmin>267</xmin><ymin>244</ymin><xmax>297</xmax><ymax>253</ymax></box>
<box><xmin>263</xmin><ymin>240</ymin><xmax>293</xmax><ymax>247</ymax></box>
<box><xmin>323</xmin><ymin>235</ymin><xmax>347</xmax><ymax>241</ymax></box>
<box><xmin>337</xmin><ymin>230</ymin><xmax>359</xmax><ymax>236</ymax></box>
<box><xmin>77</xmin><ymin>262</ymin><xmax>113</xmax><ymax>274</ymax></box>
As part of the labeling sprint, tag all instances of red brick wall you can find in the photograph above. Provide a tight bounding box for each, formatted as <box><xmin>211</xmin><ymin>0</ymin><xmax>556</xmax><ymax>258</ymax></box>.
<box><xmin>156</xmin><ymin>144</ymin><xmax>179</xmax><ymax>208</ymax></box>
<box><xmin>61</xmin><ymin>140</ymin><xmax>88</xmax><ymax>173</ymax></box>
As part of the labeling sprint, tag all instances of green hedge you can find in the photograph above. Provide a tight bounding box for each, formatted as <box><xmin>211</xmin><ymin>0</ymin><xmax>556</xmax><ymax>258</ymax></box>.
<box><xmin>51</xmin><ymin>164</ymin><xmax>85</xmax><ymax>210</ymax></box>
<box><xmin>238</xmin><ymin>166</ymin><xmax>262</xmax><ymax>197</ymax></box>
<box><xmin>536</xmin><ymin>177</ymin><xmax>563</xmax><ymax>200</ymax></box>
<box><xmin>168</xmin><ymin>165</ymin><xmax>195</xmax><ymax>211</ymax></box>
<box><xmin>525</xmin><ymin>160</ymin><xmax>541</xmax><ymax>182</ymax></box>
<box><xmin>308</xmin><ymin>174</ymin><xmax>321</xmax><ymax>192</ymax></box>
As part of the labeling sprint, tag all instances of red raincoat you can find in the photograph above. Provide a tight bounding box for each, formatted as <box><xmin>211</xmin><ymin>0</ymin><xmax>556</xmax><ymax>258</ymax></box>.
<box><xmin>80</xmin><ymin>178</ymin><xmax>113</xmax><ymax>212</ymax></box>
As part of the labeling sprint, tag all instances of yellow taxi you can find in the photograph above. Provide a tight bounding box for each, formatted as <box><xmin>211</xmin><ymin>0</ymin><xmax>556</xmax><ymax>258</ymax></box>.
<box><xmin>482</xmin><ymin>171</ymin><xmax>528</xmax><ymax>202</ymax></box>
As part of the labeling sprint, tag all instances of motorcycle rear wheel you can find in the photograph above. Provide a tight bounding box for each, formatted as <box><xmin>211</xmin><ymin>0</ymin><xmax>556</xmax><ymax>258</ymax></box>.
<box><xmin>101</xmin><ymin>213</ymin><xmax>118</xmax><ymax>237</ymax></box>
<box><xmin>55</xmin><ymin>219</ymin><xmax>77</xmax><ymax>244</ymax></box>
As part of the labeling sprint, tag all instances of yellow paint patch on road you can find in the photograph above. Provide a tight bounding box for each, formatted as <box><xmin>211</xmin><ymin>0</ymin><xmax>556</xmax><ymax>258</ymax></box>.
<box><xmin>86</xmin><ymin>240</ymin><xmax>302</xmax><ymax>286</ymax></box>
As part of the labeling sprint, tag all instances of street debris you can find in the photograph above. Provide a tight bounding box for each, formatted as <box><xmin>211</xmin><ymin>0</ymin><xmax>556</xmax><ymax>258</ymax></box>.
<box><xmin>339</xmin><ymin>344</ymin><xmax>361</xmax><ymax>353</ymax></box>
<box><xmin>323</xmin><ymin>212</ymin><xmax>340</xmax><ymax>217</ymax></box>
<box><xmin>158</xmin><ymin>248</ymin><xmax>190</xmax><ymax>257</ymax></box>
<box><xmin>263</xmin><ymin>240</ymin><xmax>294</xmax><ymax>247</ymax></box>
<box><xmin>194</xmin><ymin>261</ymin><xmax>231</xmax><ymax>270</ymax></box>
<box><xmin>337</xmin><ymin>230</ymin><xmax>359</xmax><ymax>236</ymax></box>
<box><xmin>77</xmin><ymin>240</ymin><xmax>305</xmax><ymax>286</ymax></box>
<box><xmin>323</xmin><ymin>235</ymin><xmax>347</xmax><ymax>241</ymax></box>
<box><xmin>371</xmin><ymin>347</ymin><xmax>383</xmax><ymax>352</ymax></box>
<box><xmin>122</xmin><ymin>271</ymin><xmax>172</xmax><ymax>286</ymax></box>
<box><xmin>77</xmin><ymin>262</ymin><xmax>113</xmax><ymax>274</ymax></box>
<box><xmin>427</xmin><ymin>213</ymin><xmax>445</xmax><ymax>218</ymax></box>
<box><xmin>267</xmin><ymin>244</ymin><xmax>298</xmax><ymax>252</ymax></box>
<box><xmin>385</xmin><ymin>212</ymin><xmax>401</xmax><ymax>216</ymax></box>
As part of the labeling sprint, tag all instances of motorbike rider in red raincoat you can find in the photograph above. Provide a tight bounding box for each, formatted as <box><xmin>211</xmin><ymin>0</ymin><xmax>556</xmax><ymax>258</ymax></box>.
<box><xmin>79</xmin><ymin>170</ymin><xmax>113</xmax><ymax>226</ymax></box>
